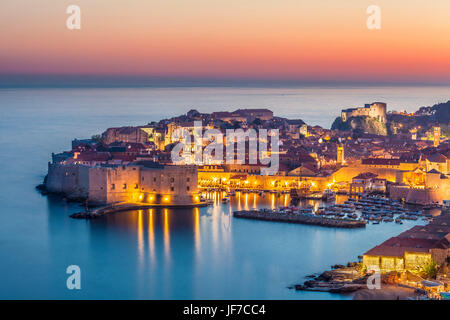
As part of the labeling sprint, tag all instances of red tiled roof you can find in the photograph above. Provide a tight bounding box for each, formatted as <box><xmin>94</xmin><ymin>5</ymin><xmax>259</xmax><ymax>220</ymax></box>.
<box><xmin>362</xmin><ymin>158</ymin><xmax>400</xmax><ymax>166</ymax></box>
<box><xmin>364</xmin><ymin>236</ymin><xmax>447</xmax><ymax>257</ymax></box>
<box><xmin>353</xmin><ymin>172</ymin><xmax>378</xmax><ymax>180</ymax></box>
<box><xmin>77</xmin><ymin>152</ymin><xmax>110</xmax><ymax>161</ymax></box>
<box><xmin>229</xmin><ymin>174</ymin><xmax>247</xmax><ymax>180</ymax></box>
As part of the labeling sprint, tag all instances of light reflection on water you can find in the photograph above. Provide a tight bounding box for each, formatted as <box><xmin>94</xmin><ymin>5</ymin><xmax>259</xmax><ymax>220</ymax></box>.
<box><xmin>88</xmin><ymin>191</ymin><xmax>428</xmax><ymax>299</ymax></box>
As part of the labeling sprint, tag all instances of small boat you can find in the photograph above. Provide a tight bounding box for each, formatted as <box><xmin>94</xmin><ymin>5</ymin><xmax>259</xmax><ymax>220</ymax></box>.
<box><xmin>221</xmin><ymin>197</ymin><xmax>230</xmax><ymax>203</ymax></box>
<box><xmin>323</xmin><ymin>189</ymin><xmax>336</xmax><ymax>200</ymax></box>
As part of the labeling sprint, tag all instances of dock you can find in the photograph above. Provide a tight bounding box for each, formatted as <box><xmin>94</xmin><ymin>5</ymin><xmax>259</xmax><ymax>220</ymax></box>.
<box><xmin>70</xmin><ymin>201</ymin><xmax>208</xmax><ymax>219</ymax></box>
<box><xmin>233</xmin><ymin>210</ymin><xmax>366</xmax><ymax>228</ymax></box>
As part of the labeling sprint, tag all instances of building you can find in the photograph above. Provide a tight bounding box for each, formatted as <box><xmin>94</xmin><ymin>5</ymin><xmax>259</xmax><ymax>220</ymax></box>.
<box><xmin>102</xmin><ymin>127</ymin><xmax>150</xmax><ymax>145</ymax></box>
<box><xmin>341</xmin><ymin>102</ymin><xmax>387</xmax><ymax>123</ymax></box>
<box><xmin>211</xmin><ymin>109</ymin><xmax>273</xmax><ymax>122</ymax></box>
<box><xmin>337</xmin><ymin>145</ymin><xmax>344</xmax><ymax>165</ymax></box>
<box><xmin>349</xmin><ymin>172</ymin><xmax>386</xmax><ymax>194</ymax></box>
<box><xmin>46</xmin><ymin>161</ymin><xmax>199</xmax><ymax>205</ymax></box>
<box><xmin>362</xmin><ymin>236</ymin><xmax>449</xmax><ymax>273</ymax></box>
<box><xmin>433</xmin><ymin>126</ymin><xmax>441</xmax><ymax>147</ymax></box>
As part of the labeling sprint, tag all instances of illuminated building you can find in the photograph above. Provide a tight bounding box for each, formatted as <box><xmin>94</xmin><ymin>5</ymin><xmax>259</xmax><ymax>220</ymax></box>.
<box><xmin>337</xmin><ymin>145</ymin><xmax>344</xmax><ymax>165</ymax></box>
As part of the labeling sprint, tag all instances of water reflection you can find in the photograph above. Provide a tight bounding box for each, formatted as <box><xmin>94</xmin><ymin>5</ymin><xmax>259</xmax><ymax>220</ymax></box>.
<box><xmin>41</xmin><ymin>191</ymin><xmax>431</xmax><ymax>299</ymax></box>
<box><xmin>163</xmin><ymin>209</ymin><xmax>171</xmax><ymax>264</ymax></box>
<box><xmin>194</xmin><ymin>208</ymin><xmax>201</xmax><ymax>257</ymax></box>
<box><xmin>148</xmin><ymin>209</ymin><xmax>156</xmax><ymax>267</ymax></box>
<box><xmin>138</xmin><ymin>210</ymin><xmax>144</xmax><ymax>267</ymax></box>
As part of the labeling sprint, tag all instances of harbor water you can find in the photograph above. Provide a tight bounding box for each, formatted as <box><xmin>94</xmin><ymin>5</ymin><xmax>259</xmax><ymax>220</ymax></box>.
<box><xmin>1</xmin><ymin>86</ymin><xmax>445</xmax><ymax>299</ymax></box>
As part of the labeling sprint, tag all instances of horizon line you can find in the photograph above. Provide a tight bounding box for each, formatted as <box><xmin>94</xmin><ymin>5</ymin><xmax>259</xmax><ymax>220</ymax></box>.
<box><xmin>1</xmin><ymin>74</ymin><xmax>450</xmax><ymax>89</ymax></box>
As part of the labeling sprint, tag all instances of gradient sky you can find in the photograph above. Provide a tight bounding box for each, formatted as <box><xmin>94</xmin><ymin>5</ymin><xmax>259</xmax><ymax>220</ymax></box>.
<box><xmin>1</xmin><ymin>0</ymin><xmax>450</xmax><ymax>84</ymax></box>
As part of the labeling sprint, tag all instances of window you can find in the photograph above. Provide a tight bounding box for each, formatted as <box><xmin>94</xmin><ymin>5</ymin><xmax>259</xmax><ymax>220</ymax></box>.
<box><xmin>135</xmin><ymin>184</ymin><xmax>138</xmax><ymax>189</ymax></box>
<box><xmin>187</xmin><ymin>186</ymin><xmax>190</xmax><ymax>191</ymax></box>
<box><xmin>170</xmin><ymin>187</ymin><xmax>174</xmax><ymax>191</ymax></box>
<box><xmin>153</xmin><ymin>177</ymin><xmax>157</xmax><ymax>182</ymax></box>
<box><xmin>123</xmin><ymin>184</ymin><xmax>127</xmax><ymax>190</ymax></box>
<box><xmin>142</xmin><ymin>176</ymin><xmax>144</xmax><ymax>181</ymax></box>
<box><xmin>111</xmin><ymin>184</ymin><xmax>115</xmax><ymax>190</ymax></box>
<box><xmin>170</xmin><ymin>178</ymin><xmax>174</xmax><ymax>182</ymax></box>
<box><xmin>186</xmin><ymin>177</ymin><xmax>190</xmax><ymax>182</ymax></box>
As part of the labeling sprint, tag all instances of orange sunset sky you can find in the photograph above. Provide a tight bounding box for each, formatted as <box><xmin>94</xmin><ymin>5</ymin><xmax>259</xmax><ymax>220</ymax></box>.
<box><xmin>1</xmin><ymin>0</ymin><xmax>450</xmax><ymax>84</ymax></box>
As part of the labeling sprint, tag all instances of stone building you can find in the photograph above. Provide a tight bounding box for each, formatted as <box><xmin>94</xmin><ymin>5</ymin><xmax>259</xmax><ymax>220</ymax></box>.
<box><xmin>102</xmin><ymin>126</ymin><xmax>150</xmax><ymax>145</ymax></box>
<box><xmin>363</xmin><ymin>237</ymin><xmax>449</xmax><ymax>273</ymax></box>
<box><xmin>46</xmin><ymin>161</ymin><xmax>199</xmax><ymax>205</ymax></box>
<box><xmin>349</xmin><ymin>172</ymin><xmax>386</xmax><ymax>194</ymax></box>
<box><xmin>341</xmin><ymin>102</ymin><xmax>387</xmax><ymax>122</ymax></box>
<box><xmin>211</xmin><ymin>109</ymin><xmax>273</xmax><ymax>122</ymax></box>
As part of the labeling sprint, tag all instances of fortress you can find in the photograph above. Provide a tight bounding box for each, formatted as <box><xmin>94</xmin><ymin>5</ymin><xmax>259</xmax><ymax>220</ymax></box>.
<box><xmin>341</xmin><ymin>102</ymin><xmax>387</xmax><ymax>122</ymax></box>
<box><xmin>46</xmin><ymin>161</ymin><xmax>199</xmax><ymax>205</ymax></box>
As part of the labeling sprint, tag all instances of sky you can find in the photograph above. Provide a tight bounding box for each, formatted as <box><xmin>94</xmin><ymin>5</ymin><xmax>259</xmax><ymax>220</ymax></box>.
<box><xmin>1</xmin><ymin>0</ymin><xmax>450</xmax><ymax>85</ymax></box>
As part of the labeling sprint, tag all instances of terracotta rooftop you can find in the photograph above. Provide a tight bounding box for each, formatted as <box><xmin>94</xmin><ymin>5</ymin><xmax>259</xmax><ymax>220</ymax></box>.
<box><xmin>353</xmin><ymin>172</ymin><xmax>378</xmax><ymax>180</ymax></box>
<box><xmin>364</xmin><ymin>236</ymin><xmax>447</xmax><ymax>257</ymax></box>
<box><xmin>362</xmin><ymin>158</ymin><xmax>401</xmax><ymax>166</ymax></box>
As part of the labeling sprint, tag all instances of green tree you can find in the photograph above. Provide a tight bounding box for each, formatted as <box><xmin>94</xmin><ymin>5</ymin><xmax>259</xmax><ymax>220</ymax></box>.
<box><xmin>420</xmin><ymin>260</ymin><xmax>438</xmax><ymax>279</ymax></box>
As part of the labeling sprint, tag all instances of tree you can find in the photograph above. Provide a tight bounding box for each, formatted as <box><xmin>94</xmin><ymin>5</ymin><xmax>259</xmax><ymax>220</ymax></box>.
<box><xmin>420</xmin><ymin>260</ymin><xmax>437</xmax><ymax>279</ymax></box>
<box><xmin>91</xmin><ymin>134</ymin><xmax>104</xmax><ymax>145</ymax></box>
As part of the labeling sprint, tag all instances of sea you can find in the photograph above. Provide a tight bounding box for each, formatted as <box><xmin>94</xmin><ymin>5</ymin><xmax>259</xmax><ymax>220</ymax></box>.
<box><xmin>0</xmin><ymin>85</ymin><xmax>448</xmax><ymax>299</ymax></box>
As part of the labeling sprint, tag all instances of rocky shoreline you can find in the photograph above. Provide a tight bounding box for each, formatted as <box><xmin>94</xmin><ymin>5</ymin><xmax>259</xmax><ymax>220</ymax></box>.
<box><xmin>292</xmin><ymin>263</ymin><xmax>428</xmax><ymax>299</ymax></box>
<box><xmin>292</xmin><ymin>263</ymin><xmax>368</xmax><ymax>294</ymax></box>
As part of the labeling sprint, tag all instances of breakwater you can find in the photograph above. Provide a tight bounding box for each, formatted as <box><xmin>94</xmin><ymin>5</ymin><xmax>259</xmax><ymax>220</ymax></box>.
<box><xmin>233</xmin><ymin>210</ymin><xmax>366</xmax><ymax>228</ymax></box>
<box><xmin>71</xmin><ymin>201</ymin><xmax>208</xmax><ymax>219</ymax></box>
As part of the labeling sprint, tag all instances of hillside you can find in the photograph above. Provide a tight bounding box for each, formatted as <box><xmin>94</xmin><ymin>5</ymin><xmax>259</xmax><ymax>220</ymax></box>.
<box><xmin>331</xmin><ymin>116</ymin><xmax>387</xmax><ymax>135</ymax></box>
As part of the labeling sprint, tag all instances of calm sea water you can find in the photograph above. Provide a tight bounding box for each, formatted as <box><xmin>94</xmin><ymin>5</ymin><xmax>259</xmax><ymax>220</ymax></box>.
<box><xmin>0</xmin><ymin>86</ymin><xmax>447</xmax><ymax>299</ymax></box>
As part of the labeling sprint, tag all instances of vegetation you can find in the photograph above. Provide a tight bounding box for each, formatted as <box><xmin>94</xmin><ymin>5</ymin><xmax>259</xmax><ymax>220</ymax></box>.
<box><xmin>91</xmin><ymin>134</ymin><xmax>104</xmax><ymax>145</ymax></box>
<box><xmin>356</xmin><ymin>261</ymin><xmax>367</xmax><ymax>274</ymax></box>
<box><xmin>420</xmin><ymin>260</ymin><xmax>438</xmax><ymax>279</ymax></box>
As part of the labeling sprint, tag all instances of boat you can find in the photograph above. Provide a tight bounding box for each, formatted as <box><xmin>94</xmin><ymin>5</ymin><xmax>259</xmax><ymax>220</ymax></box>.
<box><xmin>322</xmin><ymin>189</ymin><xmax>336</xmax><ymax>201</ymax></box>
<box><xmin>221</xmin><ymin>197</ymin><xmax>230</xmax><ymax>203</ymax></box>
